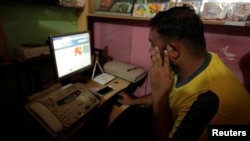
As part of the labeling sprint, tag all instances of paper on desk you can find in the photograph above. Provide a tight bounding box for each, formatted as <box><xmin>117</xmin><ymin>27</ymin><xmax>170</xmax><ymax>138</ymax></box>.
<box><xmin>103</xmin><ymin>60</ymin><xmax>147</xmax><ymax>83</ymax></box>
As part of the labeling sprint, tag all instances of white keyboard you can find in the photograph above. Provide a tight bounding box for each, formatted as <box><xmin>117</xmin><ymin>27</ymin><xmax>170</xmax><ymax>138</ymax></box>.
<box><xmin>93</xmin><ymin>73</ymin><xmax>116</xmax><ymax>85</ymax></box>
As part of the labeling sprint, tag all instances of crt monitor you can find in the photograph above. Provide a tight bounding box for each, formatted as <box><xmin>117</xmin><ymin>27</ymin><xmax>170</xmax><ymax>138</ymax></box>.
<box><xmin>49</xmin><ymin>31</ymin><xmax>92</xmax><ymax>84</ymax></box>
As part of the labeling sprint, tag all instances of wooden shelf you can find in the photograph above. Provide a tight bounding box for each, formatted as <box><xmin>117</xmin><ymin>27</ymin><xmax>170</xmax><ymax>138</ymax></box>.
<box><xmin>13</xmin><ymin>55</ymin><xmax>51</xmax><ymax>64</ymax></box>
<box><xmin>202</xmin><ymin>20</ymin><xmax>250</xmax><ymax>27</ymax></box>
<box><xmin>88</xmin><ymin>13</ymin><xmax>250</xmax><ymax>27</ymax></box>
<box><xmin>81</xmin><ymin>0</ymin><xmax>250</xmax><ymax>28</ymax></box>
<box><xmin>88</xmin><ymin>13</ymin><xmax>150</xmax><ymax>21</ymax></box>
<box><xmin>0</xmin><ymin>61</ymin><xmax>12</xmax><ymax>68</ymax></box>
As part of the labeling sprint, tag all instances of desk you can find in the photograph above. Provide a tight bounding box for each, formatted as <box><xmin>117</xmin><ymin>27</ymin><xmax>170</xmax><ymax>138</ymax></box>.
<box><xmin>79</xmin><ymin>77</ymin><xmax>131</xmax><ymax>130</ymax></box>
<box><xmin>24</xmin><ymin>77</ymin><xmax>130</xmax><ymax>141</ymax></box>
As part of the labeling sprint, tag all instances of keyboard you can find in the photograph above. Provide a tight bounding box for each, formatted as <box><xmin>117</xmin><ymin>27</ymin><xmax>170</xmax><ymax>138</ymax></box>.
<box><xmin>92</xmin><ymin>73</ymin><xmax>116</xmax><ymax>85</ymax></box>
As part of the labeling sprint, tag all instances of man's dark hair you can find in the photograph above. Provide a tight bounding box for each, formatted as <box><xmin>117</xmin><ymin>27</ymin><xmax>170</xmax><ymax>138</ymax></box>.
<box><xmin>150</xmin><ymin>6</ymin><xmax>206</xmax><ymax>55</ymax></box>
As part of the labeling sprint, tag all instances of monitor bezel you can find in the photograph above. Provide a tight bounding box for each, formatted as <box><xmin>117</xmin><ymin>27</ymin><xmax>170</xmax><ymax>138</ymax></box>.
<box><xmin>48</xmin><ymin>31</ymin><xmax>93</xmax><ymax>83</ymax></box>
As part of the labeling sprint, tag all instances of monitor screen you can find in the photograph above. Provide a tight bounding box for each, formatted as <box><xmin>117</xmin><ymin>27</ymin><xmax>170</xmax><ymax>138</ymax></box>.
<box><xmin>49</xmin><ymin>31</ymin><xmax>92</xmax><ymax>83</ymax></box>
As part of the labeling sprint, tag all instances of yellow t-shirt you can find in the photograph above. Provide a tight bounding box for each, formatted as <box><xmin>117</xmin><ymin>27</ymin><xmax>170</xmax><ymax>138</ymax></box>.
<box><xmin>168</xmin><ymin>52</ymin><xmax>250</xmax><ymax>141</ymax></box>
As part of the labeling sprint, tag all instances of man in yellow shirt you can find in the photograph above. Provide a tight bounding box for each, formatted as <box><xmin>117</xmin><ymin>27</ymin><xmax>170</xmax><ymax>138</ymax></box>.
<box><xmin>113</xmin><ymin>6</ymin><xmax>250</xmax><ymax>141</ymax></box>
<box><xmin>71</xmin><ymin>6</ymin><xmax>250</xmax><ymax>141</ymax></box>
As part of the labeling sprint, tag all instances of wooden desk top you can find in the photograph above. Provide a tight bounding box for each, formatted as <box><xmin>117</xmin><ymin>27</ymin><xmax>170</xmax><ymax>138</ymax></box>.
<box><xmin>27</xmin><ymin>77</ymin><xmax>130</xmax><ymax>104</ymax></box>
<box><xmin>25</xmin><ymin>77</ymin><xmax>130</xmax><ymax>140</ymax></box>
<box><xmin>81</xmin><ymin>77</ymin><xmax>130</xmax><ymax>105</ymax></box>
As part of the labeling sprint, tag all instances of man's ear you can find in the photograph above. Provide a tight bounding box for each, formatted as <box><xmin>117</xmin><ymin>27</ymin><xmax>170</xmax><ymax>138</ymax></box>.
<box><xmin>167</xmin><ymin>43</ymin><xmax>180</xmax><ymax>59</ymax></box>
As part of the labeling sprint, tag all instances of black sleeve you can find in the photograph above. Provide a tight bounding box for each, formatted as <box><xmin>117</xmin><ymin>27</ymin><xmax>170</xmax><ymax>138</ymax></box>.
<box><xmin>170</xmin><ymin>91</ymin><xmax>219</xmax><ymax>141</ymax></box>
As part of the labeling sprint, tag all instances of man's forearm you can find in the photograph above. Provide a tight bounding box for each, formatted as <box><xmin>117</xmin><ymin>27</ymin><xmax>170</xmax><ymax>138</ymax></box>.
<box><xmin>134</xmin><ymin>93</ymin><xmax>152</xmax><ymax>106</ymax></box>
<box><xmin>152</xmin><ymin>95</ymin><xmax>171</xmax><ymax>141</ymax></box>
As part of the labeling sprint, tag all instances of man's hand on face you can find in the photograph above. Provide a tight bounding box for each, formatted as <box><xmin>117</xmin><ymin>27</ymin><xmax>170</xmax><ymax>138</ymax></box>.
<box><xmin>150</xmin><ymin>47</ymin><xmax>174</xmax><ymax>100</ymax></box>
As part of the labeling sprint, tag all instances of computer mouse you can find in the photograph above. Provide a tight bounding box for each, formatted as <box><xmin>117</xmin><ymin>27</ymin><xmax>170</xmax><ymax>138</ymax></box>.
<box><xmin>117</xmin><ymin>95</ymin><xmax>123</xmax><ymax>100</ymax></box>
<box><xmin>115</xmin><ymin>95</ymin><xmax>123</xmax><ymax>107</ymax></box>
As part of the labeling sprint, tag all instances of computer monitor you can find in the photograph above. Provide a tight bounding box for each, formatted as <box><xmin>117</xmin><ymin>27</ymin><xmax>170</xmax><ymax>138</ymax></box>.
<box><xmin>49</xmin><ymin>31</ymin><xmax>92</xmax><ymax>85</ymax></box>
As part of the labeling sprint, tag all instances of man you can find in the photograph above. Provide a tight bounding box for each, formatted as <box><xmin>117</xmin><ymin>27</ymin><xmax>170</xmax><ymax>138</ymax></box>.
<box><xmin>71</xmin><ymin>6</ymin><xmax>250</xmax><ymax>141</ymax></box>
<box><xmin>115</xmin><ymin>6</ymin><xmax>250</xmax><ymax>141</ymax></box>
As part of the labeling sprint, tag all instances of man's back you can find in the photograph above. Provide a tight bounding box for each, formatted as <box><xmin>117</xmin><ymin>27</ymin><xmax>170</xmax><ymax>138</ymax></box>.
<box><xmin>169</xmin><ymin>52</ymin><xmax>250</xmax><ymax>141</ymax></box>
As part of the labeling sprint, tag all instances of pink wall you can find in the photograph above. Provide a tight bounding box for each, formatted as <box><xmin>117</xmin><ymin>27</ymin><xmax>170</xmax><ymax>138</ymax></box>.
<box><xmin>204</xmin><ymin>25</ymin><xmax>250</xmax><ymax>89</ymax></box>
<box><xmin>93</xmin><ymin>22</ymin><xmax>250</xmax><ymax>96</ymax></box>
